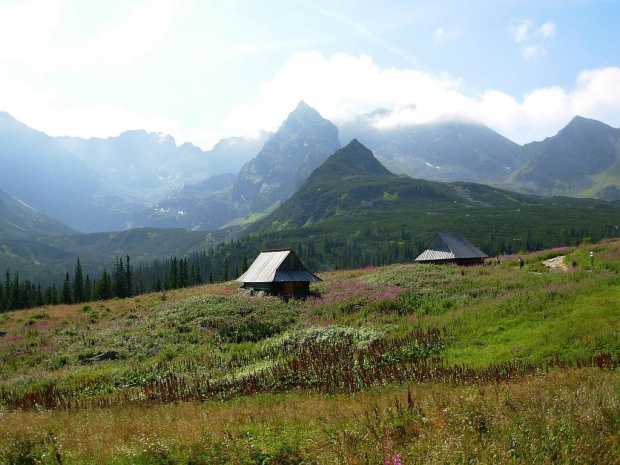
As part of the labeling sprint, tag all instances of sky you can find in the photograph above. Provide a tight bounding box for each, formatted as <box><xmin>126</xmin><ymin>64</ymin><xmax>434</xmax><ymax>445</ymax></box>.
<box><xmin>1</xmin><ymin>0</ymin><xmax>620</xmax><ymax>150</ymax></box>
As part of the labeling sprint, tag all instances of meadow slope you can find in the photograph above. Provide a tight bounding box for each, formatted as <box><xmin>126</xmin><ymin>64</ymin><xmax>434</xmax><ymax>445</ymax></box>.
<box><xmin>0</xmin><ymin>241</ymin><xmax>619</xmax><ymax>464</ymax></box>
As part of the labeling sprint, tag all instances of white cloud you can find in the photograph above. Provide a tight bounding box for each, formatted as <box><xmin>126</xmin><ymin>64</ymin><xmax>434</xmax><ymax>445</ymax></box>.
<box><xmin>219</xmin><ymin>52</ymin><xmax>620</xmax><ymax>145</ymax></box>
<box><xmin>522</xmin><ymin>44</ymin><xmax>548</xmax><ymax>58</ymax></box>
<box><xmin>509</xmin><ymin>19</ymin><xmax>556</xmax><ymax>59</ymax></box>
<box><xmin>0</xmin><ymin>0</ymin><xmax>65</xmax><ymax>71</ymax></box>
<box><xmin>0</xmin><ymin>74</ymin><xmax>183</xmax><ymax>142</ymax></box>
<box><xmin>509</xmin><ymin>19</ymin><xmax>533</xmax><ymax>43</ymax></box>
<box><xmin>0</xmin><ymin>0</ymin><xmax>180</xmax><ymax>75</ymax></box>
<box><xmin>537</xmin><ymin>21</ymin><xmax>556</xmax><ymax>39</ymax></box>
<box><xmin>433</xmin><ymin>27</ymin><xmax>461</xmax><ymax>44</ymax></box>
<box><xmin>65</xmin><ymin>0</ymin><xmax>181</xmax><ymax>69</ymax></box>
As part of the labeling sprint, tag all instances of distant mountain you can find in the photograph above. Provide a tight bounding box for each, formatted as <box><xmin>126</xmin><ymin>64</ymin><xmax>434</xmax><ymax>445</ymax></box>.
<box><xmin>132</xmin><ymin>102</ymin><xmax>342</xmax><ymax>230</ymax></box>
<box><xmin>4</xmin><ymin>104</ymin><xmax>620</xmax><ymax>238</ymax></box>
<box><xmin>0</xmin><ymin>111</ymin><xmax>117</xmax><ymax>232</ymax></box>
<box><xmin>205</xmin><ymin>133</ymin><xmax>272</xmax><ymax>176</ymax></box>
<box><xmin>59</xmin><ymin>130</ymin><xmax>269</xmax><ymax>200</ymax></box>
<box><xmin>0</xmin><ymin>111</ymin><xmax>269</xmax><ymax>232</ymax></box>
<box><xmin>247</xmin><ymin>139</ymin><xmax>620</xmax><ymax>273</ymax></box>
<box><xmin>231</xmin><ymin>101</ymin><xmax>341</xmax><ymax>214</ymax></box>
<box><xmin>311</xmin><ymin>138</ymin><xmax>396</xmax><ymax>180</ymax></box>
<box><xmin>251</xmin><ymin>139</ymin><xmax>397</xmax><ymax>230</ymax></box>
<box><xmin>505</xmin><ymin>116</ymin><xmax>620</xmax><ymax>199</ymax></box>
<box><xmin>0</xmin><ymin>188</ymin><xmax>75</xmax><ymax>239</ymax></box>
<box><xmin>339</xmin><ymin>115</ymin><xmax>526</xmax><ymax>182</ymax></box>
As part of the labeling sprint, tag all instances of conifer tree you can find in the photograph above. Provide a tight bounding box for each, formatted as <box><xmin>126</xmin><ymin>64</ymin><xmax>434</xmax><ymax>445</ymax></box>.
<box><xmin>114</xmin><ymin>257</ymin><xmax>128</xmax><ymax>298</ymax></box>
<box><xmin>221</xmin><ymin>258</ymin><xmax>229</xmax><ymax>282</ymax></box>
<box><xmin>190</xmin><ymin>262</ymin><xmax>202</xmax><ymax>286</ymax></box>
<box><xmin>73</xmin><ymin>258</ymin><xmax>85</xmax><ymax>303</ymax></box>
<box><xmin>3</xmin><ymin>269</ymin><xmax>11</xmax><ymax>311</ymax></box>
<box><xmin>97</xmin><ymin>269</ymin><xmax>114</xmax><ymax>300</ymax></box>
<box><xmin>61</xmin><ymin>272</ymin><xmax>72</xmax><ymax>305</ymax></box>
<box><xmin>36</xmin><ymin>284</ymin><xmax>44</xmax><ymax>307</ymax></box>
<box><xmin>9</xmin><ymin>271</ymin><xmax>20</xmax><ymax>310</ymax></box>
<box><xmin>84</xmin><ymin>275</ymin><xmax>92</xmax><ymax>302</ymax></box>
<box><xmin>125</xmin><ymin>255</ymin><xmax>133</xmax><ymax>297</ymax></box>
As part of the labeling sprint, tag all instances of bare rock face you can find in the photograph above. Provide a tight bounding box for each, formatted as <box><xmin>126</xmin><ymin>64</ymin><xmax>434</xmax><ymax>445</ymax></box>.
<box><xmin>232</xmin><ymin>101</ymin><xmax>341</xmax><ymax>214</ymax></box>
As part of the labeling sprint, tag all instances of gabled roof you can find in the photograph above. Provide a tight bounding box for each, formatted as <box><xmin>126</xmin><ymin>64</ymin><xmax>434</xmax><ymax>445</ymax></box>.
<box><xmin>237</xmin><ymin>249</ymin><xmax>322</xmax><ymax>283</ymax></box>
<box><xmin>414</xmin><ymin>233</ymin><xmax>488</xmax><ymax>262</ymax></box>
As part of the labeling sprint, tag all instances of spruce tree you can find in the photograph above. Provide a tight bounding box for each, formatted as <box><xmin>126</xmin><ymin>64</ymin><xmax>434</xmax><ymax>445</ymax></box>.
<box><xmin>97</xmin><ymin>269</ymin><xmax>114</xmax><ymax>300</ymax></box>
<box><xmin>3</xmin><ymin>269</ymin><xmax>11</xmax><ymax>311</ymax></box>
<box><xmin>84</xmin><ymin>275</ymin><xmax>92</xmax><ymax>302</ymax></box>
<box><xmin>73</xmin><ymin>258</ymin><xmax>85</xmax><ymax>303</ymax></box>
<box><xmin>61</xmin><ymin>273</ymin><xmax>72</xmax><ymax>305</ymax></box>
<box><xmin>10</xmin><ymin>271</ymin><xmax>20</xmax><ymax>310</ymax></box>
<box><xmin>125</xmin><ymin>255</ymin><xmax>133</xmax><ymax>297</ymax></box>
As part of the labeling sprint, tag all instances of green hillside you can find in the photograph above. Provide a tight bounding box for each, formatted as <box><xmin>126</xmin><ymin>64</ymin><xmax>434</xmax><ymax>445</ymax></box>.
<box><xmin>0</xmin><ymin>240</ymin><xmax>618</xmax><ymax>463</ymax></box>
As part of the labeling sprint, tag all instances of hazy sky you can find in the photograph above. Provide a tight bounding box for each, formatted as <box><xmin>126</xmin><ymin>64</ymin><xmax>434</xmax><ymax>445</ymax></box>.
<box><xmin>1</xmin><ymin>0</ymin><xmax>619</xmax><ymax>149</ymax></box>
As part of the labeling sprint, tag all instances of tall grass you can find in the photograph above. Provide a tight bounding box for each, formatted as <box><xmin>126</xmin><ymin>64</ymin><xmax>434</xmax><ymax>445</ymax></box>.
<box><xmin>0</xmin><ymin>240</ymin><xmax>619</xmax><ymax>463</ymax></box>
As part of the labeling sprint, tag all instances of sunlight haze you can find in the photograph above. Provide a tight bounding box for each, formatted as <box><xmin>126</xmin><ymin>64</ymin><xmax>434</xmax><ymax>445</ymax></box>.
<box><xmin>1</xmin><ymin>0</ymin><xmax>619</xmax><ymax>149</ymax></box>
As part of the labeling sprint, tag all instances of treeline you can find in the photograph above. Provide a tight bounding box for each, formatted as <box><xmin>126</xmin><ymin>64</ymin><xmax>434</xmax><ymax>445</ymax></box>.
<box><xmin>0</xmin><ymin>248</ymin><xmax>251</xmax><ymax>312</ymax></box>
<box><xmin>1</xmin><ymin>216</ymin><xmax>616</xmax><ymax>312</ymax></box>
<box><xmin>0</xmin><ymin>257</ymin><xmax>135</xmax><ymax>312</ymax></box>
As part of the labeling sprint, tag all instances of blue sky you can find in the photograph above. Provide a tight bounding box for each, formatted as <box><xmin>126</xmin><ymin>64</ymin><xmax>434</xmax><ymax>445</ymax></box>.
<box><xmin>1</xmin><ymin>0</ymin><xmax>619</xmax><ymax>149</ymax></box>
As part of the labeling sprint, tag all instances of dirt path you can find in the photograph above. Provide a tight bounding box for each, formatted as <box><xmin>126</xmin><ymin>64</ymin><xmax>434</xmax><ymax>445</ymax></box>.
<box><xmin>542</xmin><ymin>255</ymin><xmax>570</xmax><ymax>271</ymax></box>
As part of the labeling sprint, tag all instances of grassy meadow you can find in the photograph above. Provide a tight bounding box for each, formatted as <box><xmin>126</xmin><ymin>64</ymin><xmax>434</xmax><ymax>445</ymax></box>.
<box><xmin>0</xmin><ymin>241</ymin><xmax>619</xmax><ymax>463</ymax></box>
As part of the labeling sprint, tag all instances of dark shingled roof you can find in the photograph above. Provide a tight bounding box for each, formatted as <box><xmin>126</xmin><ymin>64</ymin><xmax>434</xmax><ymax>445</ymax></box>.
<box><xmin>237</xmin><ymin>249</ymin><xmax>321</xmax><ymax>283</ymax></box>
<box><xmin>414</xmin><ymin>233</ymin><xmax>488</xmax><ymax>262</ymax></box>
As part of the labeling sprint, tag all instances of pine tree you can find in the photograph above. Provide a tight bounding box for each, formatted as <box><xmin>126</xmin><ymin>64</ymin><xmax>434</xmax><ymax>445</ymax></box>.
<box><xmin>85</xmin><ymin>275</ymin><xmax>92</xmax><ymax>302</ymax></box>
<box><xmin>221</xmin><ymin>258</ymin><xmax>229</xmax><ymax>282</ymax></box>
<box><xmin>125</xmin><ymin>255</ymin><xmax>133</xmax><ymax>297</ymax></box>
<box><xmin>190</xmin><ymin>262</ymin><xmax>202</xmax><ymax>286</ymax></box>
<box><xmin>179</xmin><ymin>258</ymin><xmax>189</xmax><ymax>288</ymax></box>
<box><xmin>61</xmin><ymin>273</ymin><xmax>72</xmax><ymax>305</ymax></box>
<box><xmin>3</xmin><ymin>269</ymin><xmax>11</xmax><ymax>311</ymax></box>
<box><xmin>97</xmin><ymin>269</ymin><xmax>114</xmax><ymax>300</ymax></box>
<box><xmin>73</xmin><ymin>258</ymin><xmax>85</xmax><ymax>303</ymax></box>
<box><xmin>9</xmin><ymin>271</ymin><xmax>20</xmax><ymax>310</ymax></box>
<box><xmin>51</xmin><ymin>284</ymin><xmax>59</xmax><ymax>305</ymax></box>
<box><xmin>114</xmin><ymin>257</ymin><xmax>128</xmax><ymax>298</ymax></box>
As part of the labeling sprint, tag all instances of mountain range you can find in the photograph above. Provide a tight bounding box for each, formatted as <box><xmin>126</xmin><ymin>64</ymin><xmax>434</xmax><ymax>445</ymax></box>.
<box><xmin>3</xmin><ymin>103</ymin><xmax>619</xmax><ymax>236</ymax></box>
<box><xmin>2</xmin><ymin>101</ymin><xmax>620</xmax><ymax>285</ymax></box>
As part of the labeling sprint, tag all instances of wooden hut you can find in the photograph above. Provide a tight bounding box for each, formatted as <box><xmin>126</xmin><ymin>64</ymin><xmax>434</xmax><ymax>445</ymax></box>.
<box><xmin>237</xmin><ymin>249</ymin><xmax>321</xmax><ymax>296</ymax></box>
<box><xmin>414</xmin><ymin>233</ymin><xmax>488</xmax><ymax>265</ymax></box>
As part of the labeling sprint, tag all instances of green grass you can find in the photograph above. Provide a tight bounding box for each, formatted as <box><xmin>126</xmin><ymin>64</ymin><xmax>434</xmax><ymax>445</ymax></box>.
<box><xmin>0</xmin><ymin>240</ymin><xmax>619</xmax><ymax>463</ymax></box>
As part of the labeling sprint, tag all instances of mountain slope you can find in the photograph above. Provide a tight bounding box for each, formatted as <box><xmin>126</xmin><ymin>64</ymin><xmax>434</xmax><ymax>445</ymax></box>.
<box><xmin>252</xmin><ymin>139</ymin><xmax>560</xmax><ymax>233</ymax></box>
<box><xmin>505</xmin><ymin>116</ymin><xmax>620</xmax><ymax>198</ymax></box>
<box><xmin>0</xmin><ymin>188</ymin><xmax>75</xmax><ymax>239</ymax></box>
<box><xmin>59</xmin><ymin>130</ymin><xmax>269</xmax><ymax>200</ymax></box>
<box><xmin>0</xmin><ymin>112</ymin><xmax>110</xmax><ymax>232</ymax></box>
<box><xmin>339</xmin><ymin>116</ymin><xmax>526</xmax><ymax>182</ymax></box>
<box><xmin>231</xmin><ymin>101</ymin><xmax>341</xmax><ymax>214</ymax></box>
<box><xmin>131</xmin><ymin>102</ymin><xmax>342</xmax><ymax>230</ymax></box>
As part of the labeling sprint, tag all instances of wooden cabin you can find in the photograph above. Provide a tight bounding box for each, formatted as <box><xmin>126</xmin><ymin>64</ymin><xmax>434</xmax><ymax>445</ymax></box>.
<box><xmin>237</xmin><ymin>249</ymin><xmax>321</xmax><ymax>296</ymax></box>
<box><xmin>414</xmin><ymin>233</ymin><xmax>488</xmax><ymax>265</ymax></box>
